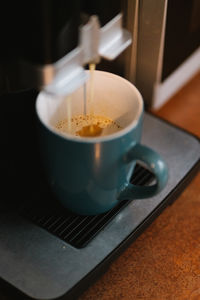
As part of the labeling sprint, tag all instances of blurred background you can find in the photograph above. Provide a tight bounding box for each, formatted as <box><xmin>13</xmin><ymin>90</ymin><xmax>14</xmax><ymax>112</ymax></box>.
<box><xmin>98</xmin><ymin>0</ymin><xmax>200</xmax><ymax>110</ymax></box>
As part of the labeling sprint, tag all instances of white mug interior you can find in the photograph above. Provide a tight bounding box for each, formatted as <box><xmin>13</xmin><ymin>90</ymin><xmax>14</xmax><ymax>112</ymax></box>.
<box><xmin>36</xmin><ymin>71</ymin><xmax>143</xmax><ymax>142</ymax></box>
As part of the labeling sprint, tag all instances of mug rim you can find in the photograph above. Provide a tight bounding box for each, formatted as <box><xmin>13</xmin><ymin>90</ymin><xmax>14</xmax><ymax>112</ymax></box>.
<box><xmin>36</xmin><ymin>70</ymin><xmax>144</xmax><ymax>144</ymax></box>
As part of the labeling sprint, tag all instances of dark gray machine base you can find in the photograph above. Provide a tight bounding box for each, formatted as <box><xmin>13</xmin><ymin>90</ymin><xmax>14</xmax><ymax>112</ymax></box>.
<box><xmin>0</xmin><ymin>113</ymin><xmax>199</xmax><ymax>300</ymax></box>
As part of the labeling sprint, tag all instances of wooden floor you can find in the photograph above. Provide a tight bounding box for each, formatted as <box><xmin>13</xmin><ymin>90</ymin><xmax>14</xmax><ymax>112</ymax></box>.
<box><xmin>80</xmin><ymin>71</ymin><xmax>200</xmax><ymax>300</ymax></box>
<box><xmin>153</xmin><ymin>71</ymin><xmax>200</xmax><ymax>137</ymax></box>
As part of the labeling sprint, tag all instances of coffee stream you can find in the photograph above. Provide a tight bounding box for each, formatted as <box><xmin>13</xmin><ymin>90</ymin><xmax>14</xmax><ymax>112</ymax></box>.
<box><xmin>66</xmin><ymin>95</ymin><xmax>71</xmax><ymax>133</ymax></box>
<box><xmin>56</xmin><ymin>64</ymin><xmax>122</xmax><ymax>138</ymax></box>
<box><xmin>80</xmin><ymin>63</ymin><xmax>103</xmax><ymax>137</ymax></box>
<box><xmin>88</xmin><ymin>63</ymin><xmax>95</xmax><ymax>116</ymax></box>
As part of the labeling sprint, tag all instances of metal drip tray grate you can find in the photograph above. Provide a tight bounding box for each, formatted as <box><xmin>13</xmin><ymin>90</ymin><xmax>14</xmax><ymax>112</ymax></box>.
<box><xmin>21</xmin><ymin>164</ymin><xmax>155</xmax><ymax>248</ymax></box>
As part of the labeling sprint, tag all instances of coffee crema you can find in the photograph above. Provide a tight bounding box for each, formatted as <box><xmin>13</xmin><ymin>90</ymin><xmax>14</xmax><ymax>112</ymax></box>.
<box><xmin>55</xmin><ymin>114</ymin><xmax>122</xmax><ymax>137</ymax></box>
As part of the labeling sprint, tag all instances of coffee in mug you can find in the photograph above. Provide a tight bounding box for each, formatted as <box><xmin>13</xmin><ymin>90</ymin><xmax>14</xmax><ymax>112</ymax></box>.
<box><xmin>55</xmin><ymin>114</ymin><xmax>122</xmax><ymax>137</ymax></box>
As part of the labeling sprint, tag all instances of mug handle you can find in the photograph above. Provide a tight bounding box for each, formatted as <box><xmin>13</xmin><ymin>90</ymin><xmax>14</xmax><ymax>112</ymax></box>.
<box><xmin>118</xmin><ymin>144</ymin><xmax>168</xmax><ymax>201</ymax></box>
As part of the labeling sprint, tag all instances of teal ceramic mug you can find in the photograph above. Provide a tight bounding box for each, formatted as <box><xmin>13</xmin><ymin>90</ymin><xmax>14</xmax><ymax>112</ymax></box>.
<box><xmin>36</xmin><ymin>71</ymin><xmax>168</xmax><ymax>215</ymax></box>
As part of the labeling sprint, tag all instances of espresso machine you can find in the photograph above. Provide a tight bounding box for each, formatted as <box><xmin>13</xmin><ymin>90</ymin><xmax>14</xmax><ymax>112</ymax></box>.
<box><xmin>0</xmin><ymin>1</ymin><xmax>199</xmax><ymax>299</ymax></box>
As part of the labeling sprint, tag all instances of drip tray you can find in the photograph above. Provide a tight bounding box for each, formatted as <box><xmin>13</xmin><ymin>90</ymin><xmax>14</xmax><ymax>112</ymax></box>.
<box><xmin>0</xmin><ymin>113</ymin><xmax>199</xmax><ymax>300</ymax></box>
<box><xmin>21</xmin><ymin>164</ymin><xmax>154</xmax><ymax>249</ymax></box>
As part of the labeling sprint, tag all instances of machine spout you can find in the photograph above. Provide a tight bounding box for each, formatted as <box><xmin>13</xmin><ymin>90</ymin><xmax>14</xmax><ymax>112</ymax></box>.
<box><xmin>43</xmin><ymin>13</ymin><xmax>132</xmax><ymax>97</ymax></box>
